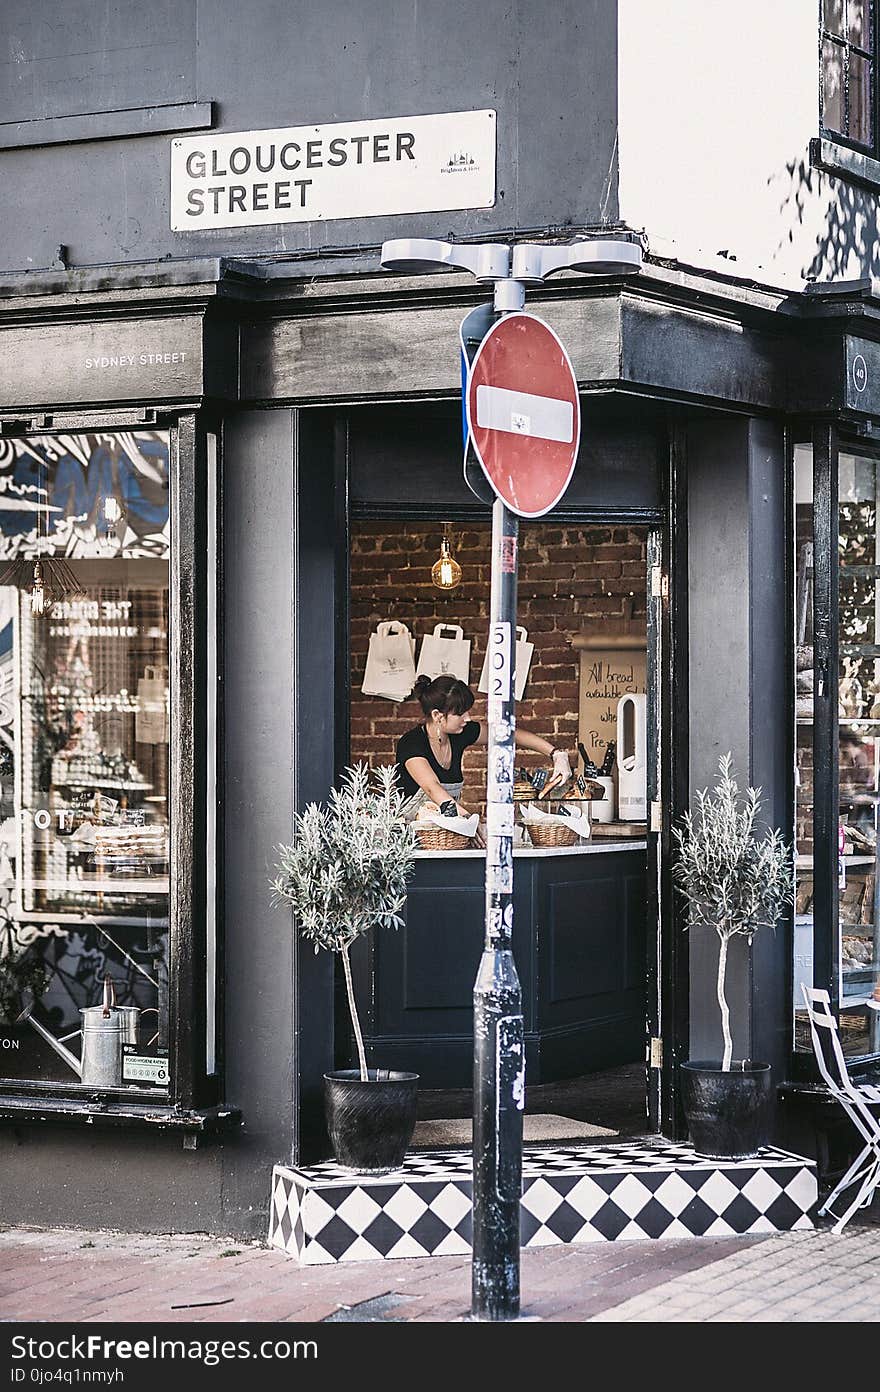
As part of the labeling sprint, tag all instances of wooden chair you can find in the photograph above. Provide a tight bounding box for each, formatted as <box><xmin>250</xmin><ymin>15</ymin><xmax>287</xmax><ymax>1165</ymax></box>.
<box><xmin>801</xmin><ymin>986</ymin><xmax>880</xmax><ymax>1232</ymax></box>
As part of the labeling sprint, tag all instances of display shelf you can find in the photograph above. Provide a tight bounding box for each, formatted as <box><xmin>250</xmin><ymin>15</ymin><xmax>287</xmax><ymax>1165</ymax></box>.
<box><xmin>21</xmin><ymin>877</ymin><xmax>170</xmax><ymax>893</ymax></box>
<box><xmin>50</xmin><ymin>777</ymin><xmax>153</xmax><ymax>792</ymax></box>
<box><xmin>797</xmin><ymin>853</ymin><xmax>877</xmax><ymax>866</ymax></box>
<box><xmin>799</xmin><ymin>718</ymin><xmax>880</xmax><ymax>726</ymax></box>
<box><xmin>15</xmin><ymin>910</ymin><xmax>168</xmax><ymax>929</ymax></box>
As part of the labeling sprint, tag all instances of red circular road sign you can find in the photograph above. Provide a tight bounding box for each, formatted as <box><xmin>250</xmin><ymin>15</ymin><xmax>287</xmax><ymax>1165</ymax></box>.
<box><xmin>465</xmin><ymin>311</ymin><xmax>581</xmax><ymax>518</ymax></box>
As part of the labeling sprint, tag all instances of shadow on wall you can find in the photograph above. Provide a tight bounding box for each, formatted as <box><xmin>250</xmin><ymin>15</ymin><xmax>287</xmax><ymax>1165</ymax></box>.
<box><xmin>774</xmin><ymin>144</ymin><xmax>880</xmax><ymax>283</ymax></box>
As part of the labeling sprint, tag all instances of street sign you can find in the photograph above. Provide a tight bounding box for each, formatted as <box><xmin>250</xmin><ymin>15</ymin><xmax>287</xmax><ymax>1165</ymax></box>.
<box><xmin>459</xmin><ymin>303</ymin><xmax>497</xmax><ymax>506</ymax></box>
<box><xmin>465</xmin><ymin>311</ymin><xmax>580</xmax><ymax>518</ymax></box>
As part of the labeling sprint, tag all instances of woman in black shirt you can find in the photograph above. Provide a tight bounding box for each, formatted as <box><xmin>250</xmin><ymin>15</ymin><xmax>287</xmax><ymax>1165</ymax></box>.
<box><xmin>395</xmin><ymin>673</ymin><xmax>573</xmax><ymax>823</ymax></box>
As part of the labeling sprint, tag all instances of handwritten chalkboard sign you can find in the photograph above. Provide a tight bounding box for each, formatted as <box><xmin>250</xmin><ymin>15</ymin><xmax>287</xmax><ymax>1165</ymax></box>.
<box><xmin>576</xmin><ymin>636</ymin><xmax>647</xmax><ymax>764</ymax></box>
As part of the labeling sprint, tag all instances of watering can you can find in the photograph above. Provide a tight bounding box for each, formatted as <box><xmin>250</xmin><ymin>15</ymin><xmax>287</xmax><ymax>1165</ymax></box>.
<box><xmin>19</xmin><ymin>976</ymin><xmax>139</xmax><ymax>1087</ymax></box>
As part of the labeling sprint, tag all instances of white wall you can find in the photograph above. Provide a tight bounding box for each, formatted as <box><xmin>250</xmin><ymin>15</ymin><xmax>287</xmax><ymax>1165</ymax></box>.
<box><xmin>618</xmin><ymin>0</ymin><xmax>880</xmax><ymax>289</ymax></box>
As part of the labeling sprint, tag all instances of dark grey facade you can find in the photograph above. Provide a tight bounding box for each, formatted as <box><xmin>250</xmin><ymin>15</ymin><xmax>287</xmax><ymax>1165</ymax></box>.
<box><xmin>0</xmin><ymin>0</ymin><xmax>618</xmax><ymax>273</ymax></box>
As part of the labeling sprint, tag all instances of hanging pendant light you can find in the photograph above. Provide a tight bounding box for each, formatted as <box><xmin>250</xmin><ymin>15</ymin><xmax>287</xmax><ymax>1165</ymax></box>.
<box><xmin>103</xmin><ymin>495</ymin><xmax>122</xmax><ymax>532</ymax></box>
<box><xmin>0</xmin><ymin>556</ymin><xmax>83</xmax><ymax>618</ymax></box>
<box><xmin>30</xmin><ymin>560</ymin><xmax>46</xmax><ymax>615</ymax></box>
<box><xmin>431</xmin><ymin>527</ymin><xmax>462</xmax><ymax>591</ymax></box>
<box><xmin>0</xmin><ymin>460</ymin><xmax>84</xmax><ymax>616</ymax></box>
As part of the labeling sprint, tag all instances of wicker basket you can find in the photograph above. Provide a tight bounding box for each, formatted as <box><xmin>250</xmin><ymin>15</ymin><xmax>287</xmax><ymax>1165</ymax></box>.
<box><xmin>535</xmin><ymin>798</ymin><xmax>593</xmax><ymax>819</ymax></box>
<box><xmin>415</xmin><ymin>824</ymin><xmax>473</xmax><ymax>850</ymax></box>
<box><xmin>525</xmin><ymin>821</ymin><xmax>580</xmax><ymax>849</ymax></box>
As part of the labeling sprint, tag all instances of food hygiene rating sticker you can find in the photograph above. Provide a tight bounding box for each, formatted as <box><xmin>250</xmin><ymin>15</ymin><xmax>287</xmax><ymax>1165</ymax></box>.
<box><xmin>122</xmin><ymin>1048</ymin><xmax>169</xmax><ymax>1086</ymax></box>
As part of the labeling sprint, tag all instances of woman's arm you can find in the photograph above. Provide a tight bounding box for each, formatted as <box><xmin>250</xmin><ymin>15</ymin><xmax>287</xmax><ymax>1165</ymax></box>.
<box><xmin>514</xmin><ymin>728</ymin><xmax>556</xmax><ymax>758</ymax></box>
<box><xmin>515</xmin><ymin>728</ymin><xmax>573</xmax><ymax>789</ymax></box>
<box><xmin>404</xmin><ymin>757</ymin><xmax>458</xmax><ymax>808</ymax></box>
<box><xmin>404</xmin><ymin>756</ymin><xmax>485</xmax><ymax>845</ymax></box>
<box><xmin>476</xmin><ymin>717</ymin><xmax>573</xmax><ymax>788</ymax></box>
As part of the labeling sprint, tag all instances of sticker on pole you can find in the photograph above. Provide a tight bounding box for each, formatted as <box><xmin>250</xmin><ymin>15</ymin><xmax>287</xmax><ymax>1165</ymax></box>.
<box><xmin>465</xmin><ymin>312</ymin><xmax>581</xmax><ymax>517</ymax></box>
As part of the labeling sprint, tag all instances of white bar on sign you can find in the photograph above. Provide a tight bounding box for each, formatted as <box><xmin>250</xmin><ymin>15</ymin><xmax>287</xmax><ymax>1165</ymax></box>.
<box><xmin>475</xmin><ymin>385</ymin><xmax>573</xmax><ymax>443</ymax></box>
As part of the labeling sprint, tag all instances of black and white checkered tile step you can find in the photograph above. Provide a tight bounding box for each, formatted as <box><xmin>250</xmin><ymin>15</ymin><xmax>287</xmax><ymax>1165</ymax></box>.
<box><xmin>268</xmin><ymin>1137</ymin><xmax>817</xmax><ymax>1265</ymax></box>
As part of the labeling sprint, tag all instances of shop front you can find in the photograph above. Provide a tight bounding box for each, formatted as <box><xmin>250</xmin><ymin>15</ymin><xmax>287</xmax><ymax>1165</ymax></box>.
<box><xmin>343</xmin><ymin>402</ymin><xmax>660</xmax><ymax>1131</ymax></box>
<box><xmin>0</xmin><ymin>256</ymin><xmax>877</xmax><ymax>1238</ymax></box>
<box><xmin>0</xmin><ymin>279</ymin><xmax>251</xmax><ymax>1235</ymax></box>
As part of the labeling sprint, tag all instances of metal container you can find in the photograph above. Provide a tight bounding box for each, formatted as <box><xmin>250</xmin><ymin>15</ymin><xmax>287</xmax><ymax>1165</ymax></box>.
<box><xmin>79</xmin><ymin>999</ymin><xmax>126</xmax><ymax>1087</ymax></box>
<box><xmin>20</xmin><ymin>976</ymin><xmax>138</xmax><ymax>1088</ymax></box>
<box><xmin>113</xmin><ymin>1006</ymin><xmax>140</xmax><ymax>1046</ymax></box>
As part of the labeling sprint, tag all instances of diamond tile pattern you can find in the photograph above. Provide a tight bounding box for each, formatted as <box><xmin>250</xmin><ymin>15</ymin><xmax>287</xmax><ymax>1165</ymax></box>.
<box><xmin>268</xmin><ymin>1139</ymin><xmax>817</xmax><ymax>1265</ymax></box>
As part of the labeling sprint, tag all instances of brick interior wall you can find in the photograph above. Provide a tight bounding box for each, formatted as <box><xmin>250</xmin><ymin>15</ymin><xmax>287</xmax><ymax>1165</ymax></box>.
<box><xmin>796</xmin><ymin>735</ymin><xmax>813</xmax><ymax>858</ymax></box>
<box><xmin>350</xmin><ymin>521</ymin><xmax>648</xmax><ymax>809</ymax></box>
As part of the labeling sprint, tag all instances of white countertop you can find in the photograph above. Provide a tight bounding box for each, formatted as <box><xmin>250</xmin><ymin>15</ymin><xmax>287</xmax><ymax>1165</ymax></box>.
<box><xmin>414</xmin><ymin>839</ymin><xmax>647</xmax><ymax>859</ymax></box>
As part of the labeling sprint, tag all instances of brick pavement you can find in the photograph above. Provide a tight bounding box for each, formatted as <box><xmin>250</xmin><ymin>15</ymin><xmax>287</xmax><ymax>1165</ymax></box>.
<box><xmin>590</xmin><ymin>1228</ymin><xmax>880</xmax><ymax>1321</ymax></box>
<box><xmin>0</xmin><ymin>1221</ymin><xmax>876</xmax><ymax>1322</ymax></box>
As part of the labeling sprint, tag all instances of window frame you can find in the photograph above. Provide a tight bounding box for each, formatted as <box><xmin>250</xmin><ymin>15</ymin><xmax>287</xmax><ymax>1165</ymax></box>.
<box><xmin>0</xmin><ymin>411</ymin><xmax>221</xmax><ymax>1116</ymax></box>
<box><xmin>820</xmin><ymin>0</ymin><xmax>878</xmax><ymax>156</ymax></box>
<box><xmin>794</xmin><ymin>420</ymin><xmax>880</xmax><ymax>1080</ymax></box>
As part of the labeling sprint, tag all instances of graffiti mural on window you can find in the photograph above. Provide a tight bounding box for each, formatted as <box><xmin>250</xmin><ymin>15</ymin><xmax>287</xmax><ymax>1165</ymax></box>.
<box><xmin>0</xmin><ymin>431</ymin><xmax>171</xmax><ymax>1092</ymax></box>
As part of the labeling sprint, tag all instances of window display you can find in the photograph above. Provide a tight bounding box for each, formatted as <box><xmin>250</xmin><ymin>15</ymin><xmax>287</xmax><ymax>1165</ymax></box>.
<box><xmin>795</xmin><ymin>443</ymin><xmax>880</xmax><ymax>1059</ymax></box>
<box><xmin>0</xmin><ymin>430</ymin><xmax>171</xmax><ymax>1092</ymax></box>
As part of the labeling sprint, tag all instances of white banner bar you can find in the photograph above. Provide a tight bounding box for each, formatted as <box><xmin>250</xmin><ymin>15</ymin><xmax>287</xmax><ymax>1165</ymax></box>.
<box><xmin>475</xmin><ymin>384</ymin><xmax>574</xmax><ymax>443</ymax></box>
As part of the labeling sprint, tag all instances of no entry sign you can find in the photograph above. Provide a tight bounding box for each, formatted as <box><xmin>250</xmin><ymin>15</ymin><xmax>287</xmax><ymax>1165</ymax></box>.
<box><xmin>465</xmin><ymin>311</ymin><xmax>580</xmax><ymax>517</ymax></box>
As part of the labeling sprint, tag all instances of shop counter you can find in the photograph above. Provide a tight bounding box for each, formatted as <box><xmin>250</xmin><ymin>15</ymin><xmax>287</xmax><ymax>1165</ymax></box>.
<box><xmin>412</xmin><ymin>840</ymin><xmax>646</xmax><ymax>858</ymax></box>
<box><xmin>350</xmin><ymin>840</ymin><xmax>647</xmax><ymax>1088</ymax></box>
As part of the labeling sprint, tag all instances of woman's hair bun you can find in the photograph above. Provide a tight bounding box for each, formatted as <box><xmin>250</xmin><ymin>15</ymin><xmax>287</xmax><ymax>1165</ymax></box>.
<box><xmin>412</xmin><ymin>672</ymin><xmax>475</xmax><ymax>718</ymax></box>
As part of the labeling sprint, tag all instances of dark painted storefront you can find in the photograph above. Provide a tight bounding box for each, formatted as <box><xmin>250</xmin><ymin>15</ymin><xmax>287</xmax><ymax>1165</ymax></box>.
<box><xmin>0</xmin><ymin>253</ymin><xmax>875</xmax><ymax>1236</ymax></box>
<box><xmin>0</xmin><ymin>1</ymin><xmax>877</xmax><ymax>1239</ymax></box>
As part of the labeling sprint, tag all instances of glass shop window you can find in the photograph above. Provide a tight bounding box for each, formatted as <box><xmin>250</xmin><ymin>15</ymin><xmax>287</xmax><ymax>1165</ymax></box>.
<box><xmin>836</xmin><ymin>452</ymin><xmax>880</xmax><ymax>1053</ymax></box>
<box><xmin>795</xmin><ymin>444</ymin><xmax>880</xmax><ymax>1061</ymax></box>
<box><xmin>0</xmin><ymin>431</ymin><xmax>171</xmax><ymax>1094</ymax></box>
<box><xmin>794</xmin><ymin>446</ymin><xmax>816</xmax><ymax>1053</ymax></box>
<box><xmin>821</xmin><ymin>0</ymin><xmax>875</xmax><ymax>151</ymax></box>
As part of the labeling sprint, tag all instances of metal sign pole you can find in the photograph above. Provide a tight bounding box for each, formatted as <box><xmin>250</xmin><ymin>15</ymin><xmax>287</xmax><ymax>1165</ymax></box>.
<box><xmin>472</xmin><ymin>495</ymin><xmax>523</xmax><ymax>1321</ymax></box>
<box><xmin>381</xmin><ymin>231</ymin><xmax>640</xmax><ymax>1327</ymax></box>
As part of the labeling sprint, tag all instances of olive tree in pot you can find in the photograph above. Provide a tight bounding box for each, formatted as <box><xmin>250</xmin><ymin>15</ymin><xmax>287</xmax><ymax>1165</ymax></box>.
<box><xmin>673</xmin><ymin>754</ymin><xmax>794</xmax><ymax>1159</ymax></box>
<box><xmin>273</xmin><ymin>763</ymin><xmax>419</xmax><ymax>1174</ymax></box>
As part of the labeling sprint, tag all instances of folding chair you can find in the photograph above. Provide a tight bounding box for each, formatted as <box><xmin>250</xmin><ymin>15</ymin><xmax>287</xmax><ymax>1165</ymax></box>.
<box><xmin>801</xmin><ymin>986</ymin><xmax>880</xmax><ymax>1233</ymax></box>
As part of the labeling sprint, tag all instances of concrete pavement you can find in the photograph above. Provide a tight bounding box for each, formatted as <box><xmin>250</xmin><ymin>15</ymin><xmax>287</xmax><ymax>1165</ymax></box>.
<box><xmin>0</xmin><ymin>1217</ymin><xmax>878</xmax><ymax>1322</ymax></box>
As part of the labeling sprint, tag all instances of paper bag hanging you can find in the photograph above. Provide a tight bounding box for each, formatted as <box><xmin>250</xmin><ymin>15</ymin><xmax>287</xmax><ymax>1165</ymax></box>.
<box><xmin>361</xmin><ymin>620</ymin><xmax>417</xmax><ymax>702</ymax></box>
<box><xmin>415</xmin><ymin>624</ymin><xmax>472</xmax><ymax>684</ymax></box>
<box><xmin>136</xmin><ymin>666</ymin><xmax>169</xmax><ymax>744</ymax></box>
<box><xmin>478</xmin><ymin>626</ymin><xmax>534</xmax><ymax>702</ymax></box>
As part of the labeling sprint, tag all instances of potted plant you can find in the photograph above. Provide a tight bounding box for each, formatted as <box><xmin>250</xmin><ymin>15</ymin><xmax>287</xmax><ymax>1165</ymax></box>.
<box><xmin>273</xmin><ymin>763</ymin><xmax>419</xmax><ymax>1173</ymax></box>
<box><xmin>673</xmin><ymin>754</ymin><xmax>794</xmax><ymax>1159</ymax></box>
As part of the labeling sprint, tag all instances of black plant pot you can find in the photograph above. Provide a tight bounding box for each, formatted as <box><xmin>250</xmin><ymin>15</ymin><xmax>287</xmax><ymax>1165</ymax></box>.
<box><xmin>681</xmin><ymin>1061</ymin><xmax>773</xmax><ymax>1160</ymax></box>
<box><xmin>324</xmin><ymin>1069</ymin><xmax>419</xmax><ymax>1174</ymax></box>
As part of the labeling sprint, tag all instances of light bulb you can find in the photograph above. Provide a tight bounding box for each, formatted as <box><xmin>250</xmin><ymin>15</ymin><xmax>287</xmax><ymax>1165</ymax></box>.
<box><xmin>104</xmin><ymin>497</ymin><xmax>121</xmax><ymax>525</ymax></box>
<box><xmin>30</xmin><ymin>561</ymin><xmax>46</xmax><ymax>616</ymax></box>
<box><xmin>431</xmin><ymin>536</ymin><xmax>462</xmax><ymax>591</ymax></box>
